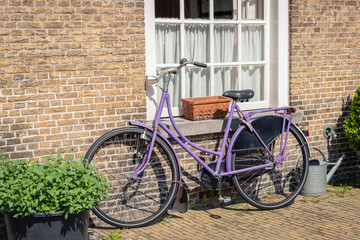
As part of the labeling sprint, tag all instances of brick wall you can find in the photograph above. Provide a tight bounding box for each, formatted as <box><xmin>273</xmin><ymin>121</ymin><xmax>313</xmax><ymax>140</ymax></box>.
<box><xmin>1</xmin><ymin>0</ymin><xmax>360</xmax><ymax>237</ymax></box>
<box><xmin>0</xmin><ymin>0</ymin><xmax>146</xmax><ymax>162</ymax></box>
<box><xmin>289</xmin><ymin>0</ymin><xmax>360</xmax><ymax>180</ymax></box>
<box><xmin>0</xmin><ymin>1</ymin><xmax>145</xmax><ymax>236</ymax></box>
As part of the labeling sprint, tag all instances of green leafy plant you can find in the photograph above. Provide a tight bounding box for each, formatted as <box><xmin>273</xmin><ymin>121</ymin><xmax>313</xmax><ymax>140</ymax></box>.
<box><xmin>344</xmin><ymin>87</ymin><xmax>360</xmax><ymax>150</ymax></box>
<box><xmin>0</xmin><ymin>152</ymin><xmax>109</xmax><ymax>218</ymax></box>
<box><xmin>302</xmin><ymin>196</ymin><xmax>320</xmax><ymax>204</ymax></box>
<box><xmin>327</xmin><ymin>184</ymin><xmax>354</xmax><ymax>197</ymax></box>
<box><xmin>337</xmin><ymin>184</ymin><xmax>353</xmax><ymax>197</ymax></box>
<box><xmin>104</xmin><ymin>229</ymin><xmax>123</xmax><ymax>240</ymax></box>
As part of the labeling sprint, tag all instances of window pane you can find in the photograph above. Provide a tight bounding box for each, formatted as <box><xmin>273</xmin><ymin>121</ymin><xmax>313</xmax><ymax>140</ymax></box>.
<box><xmin>156</xmin><ymin>24</ymin><xmax>180</xmax><ymax>64</ymax></box>
<box><xmin>214</xmin><ymin>0</ymin><xmax>238</xmax><ymax>20</ymax></box>
<box><xmin>185</xmin><ymin>25</ymin><xmax>210</xmax><ymax>62</ymax></box>
<box><xmin>241</xmin><ymin>25</ymin><xmax>264</xmax><ymax>61</ymax></box>
<box><xmin>184</xmin><ymin>68</ymin><xmax>210</xmax><ymax>98</ymax></box>
<box><xmin>185</xmin><ymin>0</ymin><xmax>209</xmax><ymax>19</ymax></box>
<box><xmin>157</xmin><ymin>69</ymin><xmax>182</xmax><ymax>107</ymax></box>
<box><xmin>214</xmin><ymin>25</ymin><xmax>238</xmax><ymax>63</ymax></box>
<box><xmin>214</xmin><ymin>67</ymin><xmax>239</xmax><ymax>95</ymax></box>
<box><xmin>241</xmin><ymin>0</ymin><xmax>264</xmax><ymax>20</ymax></box>
<box><xmin>242</xmin><ymin>65</ymin><xmax>264</xmax><ymax>101</ymax></box>
<box><xmin>155</xmin><ymin>0</ymin><xmax>180</xmax><ymax>19</ymax></box>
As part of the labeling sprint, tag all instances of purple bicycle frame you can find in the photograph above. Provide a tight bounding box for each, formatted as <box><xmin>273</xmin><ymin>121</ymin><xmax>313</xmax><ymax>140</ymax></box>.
<box><xmin>131</xmin><ymin>90</ymin><xmax>300</xmax><ymax>182</ymax></box>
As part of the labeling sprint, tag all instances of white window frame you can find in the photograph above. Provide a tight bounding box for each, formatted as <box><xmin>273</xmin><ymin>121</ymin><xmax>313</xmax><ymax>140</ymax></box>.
<box><xmin>144</xmin><ymin>0</ymin><xmax>288</xmax><ymax>120</ymax></box>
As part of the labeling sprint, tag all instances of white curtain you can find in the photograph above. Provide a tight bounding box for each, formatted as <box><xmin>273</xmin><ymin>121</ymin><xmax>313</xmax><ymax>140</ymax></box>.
<box><xmin>242</xmin><ymin>25</ymin><xmax>263</xmax><ymax>61</ymax></box>
<box><xmin>156</xmin><ymin>24</ymin><xmax>180</xmax><ymax>64</ymax></box>
<box><xmin>155</xmin><ymin>24</ymin><xmax>181</xmax><ymax>106</ymax></box>
<box><xmin>241</xmin><ymin>1</ymin><xmax>264</xmax><ymax>102</ymax></box>
<box><xmin>241</xmin><ymin>25</ymin><xmax>264</xmax><ymax>101</ymax></box>
<box><xmin>214</xmin><ymin>25</ymin><xmax>238</xmax><ymax>95</ymax></box>
<box><xmin>155</xmin><ymin>23</ymin><xmax>264</xmax><ymax>105</ymax></box>
<box><xmin>242</xmin><ymin>66</ymin><xmax>264</xmax><ymax>101</ymax></box>
<box><xmin>184</xmin><ymin>25</ymin><xmax>209</xmax><ymax>98</ymax></box>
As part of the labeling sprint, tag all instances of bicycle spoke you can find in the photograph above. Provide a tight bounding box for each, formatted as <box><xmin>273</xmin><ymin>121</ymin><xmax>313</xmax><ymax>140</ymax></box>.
<box><xmin>85</xmin><ymin>128</ymin><xmax>178</xmax><ymax>227</ymax></box>
<box><xmin>232</xmin><ymin>120</ymin><xmax>309</xmax><ymax>209</ymax></box>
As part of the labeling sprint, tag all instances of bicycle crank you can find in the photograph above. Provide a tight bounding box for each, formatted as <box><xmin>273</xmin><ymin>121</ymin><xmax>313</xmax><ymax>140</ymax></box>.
<box><xmin>199</xmin><ymin>161</ymin><xmax>230</xmax><ymax>190</ymax></box>
<box><xmin>217</xmin><ymin>175</ymin><xmax>231</xmax><ymax>204</ymax></box>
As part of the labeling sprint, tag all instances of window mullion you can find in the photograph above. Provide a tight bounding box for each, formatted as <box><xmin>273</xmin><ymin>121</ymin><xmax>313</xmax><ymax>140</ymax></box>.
<box><xmin>238</xmin><ymin>0</ymin><xmax>242</xmax><ymax>91</ymax></box>
<box><xmin>264</xmin><ymin>0</ymin><xmax>270</xmax><ymax>106</ymax></box>
<box><xmin>180</xmin><ymin>0</ymin><xmax>186</xmax><ymax>99</ymax></box>
<box><xmin>209</xmin><ymin>0</ymin><xmax>214</xmax><ymax>96</ymax></box>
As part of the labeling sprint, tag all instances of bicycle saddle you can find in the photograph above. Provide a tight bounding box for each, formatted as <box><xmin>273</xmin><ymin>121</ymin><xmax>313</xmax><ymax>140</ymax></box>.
<box><xmin>222</xmin><ymin>90</ymin><xmax>254</xmax><ymax>101</ymax></box>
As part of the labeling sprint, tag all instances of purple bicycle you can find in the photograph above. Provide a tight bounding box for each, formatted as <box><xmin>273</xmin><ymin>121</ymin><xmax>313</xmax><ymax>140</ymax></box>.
<box><xmin>85</xmin><ymin>59</ymin><xmax>310</xmax><ymax>228</ymax></box>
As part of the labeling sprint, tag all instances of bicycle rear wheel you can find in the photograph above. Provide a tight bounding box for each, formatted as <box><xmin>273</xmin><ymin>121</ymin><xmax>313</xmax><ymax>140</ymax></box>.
<box><xmin>231</xmin><ymin>120</ymin><xmax>309</xmax><ymax>209</ymax></box>
<box><xmin>85</xmin><ymin>127</ymin><xmax>179</xmax><ymax>228</ymax></box>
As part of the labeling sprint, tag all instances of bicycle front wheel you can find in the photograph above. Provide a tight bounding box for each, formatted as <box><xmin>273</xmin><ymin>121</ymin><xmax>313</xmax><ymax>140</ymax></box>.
<box><xmin>85</xmin><ymin>127</ymin><xmax>180</xmax><ymax>228</ymax></box>
<box><xmin>231</xmin><ymin>120</ymin><xmax>309</xmax><ymax>210</ymax></box>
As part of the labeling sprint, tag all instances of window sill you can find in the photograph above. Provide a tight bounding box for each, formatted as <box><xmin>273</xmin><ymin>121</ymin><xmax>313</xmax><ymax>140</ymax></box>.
<box><xmin>148</xmin><ymin>111</ymin><xmax>303</xmax><ymax>138</ymax></box>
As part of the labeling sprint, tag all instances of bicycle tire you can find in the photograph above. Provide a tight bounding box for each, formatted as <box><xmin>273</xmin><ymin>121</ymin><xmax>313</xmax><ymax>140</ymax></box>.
<box><xmin>84</xmin><ymin>127</ymin><xmax>180</xmax><ymax>228</ymax></box>
<box><xmin>231</xmin><ymin>117</ymin><xmax>309</xmax><ymax>210</ymax></box>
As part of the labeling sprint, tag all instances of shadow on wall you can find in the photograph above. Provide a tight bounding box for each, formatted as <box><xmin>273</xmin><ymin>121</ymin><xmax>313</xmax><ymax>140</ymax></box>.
<box><xmin>328</xmin><ymin>95</ymin><xmax>360</xmax><ymax>184</ymax></box>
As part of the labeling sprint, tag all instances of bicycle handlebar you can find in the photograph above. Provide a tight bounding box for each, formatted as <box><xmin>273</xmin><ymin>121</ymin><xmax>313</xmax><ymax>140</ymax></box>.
<box><xmin>159</xmin><ymin>58</ymin><xmax>207</xmax><ymax>74</ymax></box>
<box><xmin>152</xmin><ymin>59</ymin><xmax>208</xmax><ymax>91</ymax></box>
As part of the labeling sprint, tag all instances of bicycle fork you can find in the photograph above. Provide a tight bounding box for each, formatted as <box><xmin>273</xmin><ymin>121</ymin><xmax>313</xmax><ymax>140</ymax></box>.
<box><xmin>131</xmin><ymin>88</ymin><xmax>168</xmax><ymax>180</ymax></box>
<box><xmin>130</xmin><ymin>128</ymin><xmax>158</xmax><ymax>180</ymax></box>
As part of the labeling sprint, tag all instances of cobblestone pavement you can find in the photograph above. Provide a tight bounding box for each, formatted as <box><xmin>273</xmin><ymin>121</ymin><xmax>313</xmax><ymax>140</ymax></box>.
<box><xmin>89</xmin><ymin>186</ymin><xmax>360</xmax><ymax>240</ymax></box>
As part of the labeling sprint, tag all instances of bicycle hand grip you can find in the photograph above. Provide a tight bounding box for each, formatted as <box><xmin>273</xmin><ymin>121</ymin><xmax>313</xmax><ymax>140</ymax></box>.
<box><xmin>193</xmin><ymin>61</ymin><xmax>207</xmax><ymax>68</ymax></box>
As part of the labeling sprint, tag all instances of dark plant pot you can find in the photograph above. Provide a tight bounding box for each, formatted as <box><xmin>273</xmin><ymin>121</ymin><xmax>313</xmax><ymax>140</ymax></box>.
<box><xmin>355</xmin><ymin>150</ymin><xmax>360</xmax><ymax>159</ymax></box>
<box><xmin>4</xmin><ymin>210</ymin><xmax>89</xmax><ymax>240</ymax></box>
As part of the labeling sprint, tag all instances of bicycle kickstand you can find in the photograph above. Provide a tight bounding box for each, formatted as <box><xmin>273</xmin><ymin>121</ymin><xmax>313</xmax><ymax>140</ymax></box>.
<box><xmin>217</xmin><ymin>176</ymin><xmax>231</xmax><ymax>204</ymax></box>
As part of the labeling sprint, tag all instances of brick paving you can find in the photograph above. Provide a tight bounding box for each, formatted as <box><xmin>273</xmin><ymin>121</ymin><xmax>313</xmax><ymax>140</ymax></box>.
<box><xmin>89</xmin><ymin>186</ymin><xmax>360</xmax><ymax>240</ymax></box>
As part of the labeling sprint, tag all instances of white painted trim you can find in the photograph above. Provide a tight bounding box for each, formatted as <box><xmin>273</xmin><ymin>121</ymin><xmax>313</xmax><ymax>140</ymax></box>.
<box><xmin>264</xmin><ymin>0</ymin><xmax>270</xmax><ymax>107</ymax></box>
<box><xmin>269</xmin><ymin>0</ymin><xmax>289</xmax><ymax>108</ymax></box>
<box><xmin>144</xmin><ymin>0</ymin><xmax>156</xmax><ymax>76</ymax></box>
<box><xmin>144</xmin><ymin>0</ymin><xmax>158</xmax><ymax>121</ymax></box>
<box><xmin>277</xmin><ymin>0</ymin><xmax>289</xmax><ymax>107</ymax></box>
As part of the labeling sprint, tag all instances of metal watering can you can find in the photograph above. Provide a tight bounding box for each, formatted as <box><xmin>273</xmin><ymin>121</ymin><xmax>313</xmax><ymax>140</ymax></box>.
<box><xmin>301</xmin><ymin>148</ymin><xmax>345</xmax><ymax>196</ymax></box>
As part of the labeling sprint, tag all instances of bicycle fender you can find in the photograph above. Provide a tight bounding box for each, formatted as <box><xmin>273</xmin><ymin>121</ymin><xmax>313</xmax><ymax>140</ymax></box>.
<box><xmin>129</xmin><ymin>120</ymin><xmax>182</xmax><ymax>179</ymax></box>
<box><xmin>291</xmin><ymin>122</ymin><xmax>311</xmax><ymax>158</ymax></box>
<box><xmin>233</xmin><ymin>115</ymin><xmax>284</xmax><ymax>151</ymax></box>
<box><xmin>225</xmin><ymin>115</ymin><xmax>310</xmax><ymax>172</ymax></box>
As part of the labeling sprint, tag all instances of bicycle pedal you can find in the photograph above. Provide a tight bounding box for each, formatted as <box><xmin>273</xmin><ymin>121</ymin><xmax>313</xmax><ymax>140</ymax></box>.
<box><xmin>218</xmin><ymin>196</ymin><xmax>231</xmax><ymax>204</ymax></box>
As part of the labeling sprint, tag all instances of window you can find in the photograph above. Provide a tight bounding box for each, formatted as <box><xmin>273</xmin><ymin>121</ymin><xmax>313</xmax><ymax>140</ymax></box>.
<box><xmin>145</xmin><ymin>0</ymin><xmax>288</xmax><ymax>119</ymax></box>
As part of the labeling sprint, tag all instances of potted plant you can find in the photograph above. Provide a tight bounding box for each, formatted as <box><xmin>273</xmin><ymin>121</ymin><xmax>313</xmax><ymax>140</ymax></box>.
<box><xmin>0</xmin><ymin>152</ymin><xmax>109</xmax><ymax>240</ymax></box>
<box><xmin>344</xmin><ymin>87</ymin><xmax>360</xmax><ymax>156</ymax></box>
